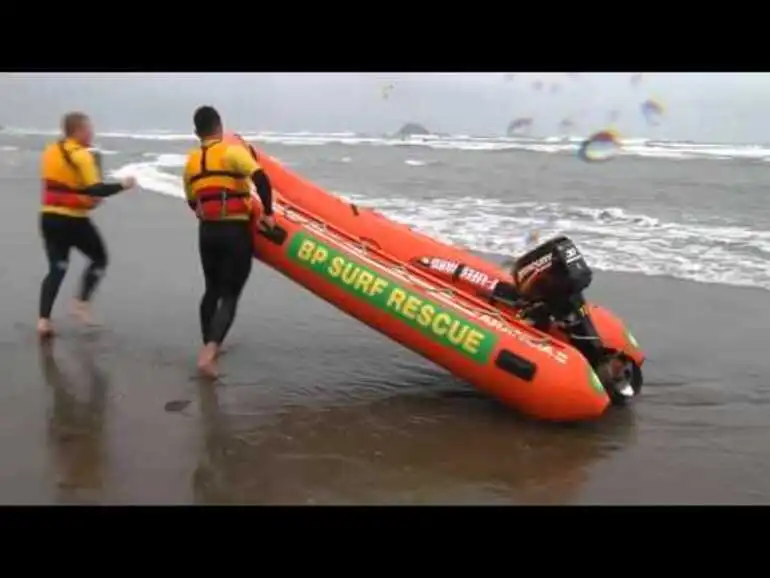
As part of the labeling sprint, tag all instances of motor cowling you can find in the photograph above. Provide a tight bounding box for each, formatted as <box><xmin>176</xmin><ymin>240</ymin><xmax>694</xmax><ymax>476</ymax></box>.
<box><xmin>511</xmin><ymin>235</ymin><xmax>592</xmax><ymax>307</ymax></box>
<box><xmin>512</xmin><ymin>236</ymin><xmax>642</xmax><ymax>405</ymax></box>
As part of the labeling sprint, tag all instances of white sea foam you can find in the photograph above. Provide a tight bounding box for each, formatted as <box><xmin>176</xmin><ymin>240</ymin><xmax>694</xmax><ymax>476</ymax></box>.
<box><xmin>111</xmin><ymin>159</ymin><xmax>184</xmax><ymax>198</ymax></box>
<box><xmin>110</xmin><ymin>152</ymin><xmax>770</xmax><ymax>292</ymax></box>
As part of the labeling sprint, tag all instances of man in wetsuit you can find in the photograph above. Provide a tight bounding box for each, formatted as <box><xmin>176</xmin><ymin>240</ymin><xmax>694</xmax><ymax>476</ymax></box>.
<box><xmin>183</xmin><ymin>106</ymin><xmax>275</xmax><ymax>378</ymax></box>
<box><xmin>38</xmin><ymin>112</ymin><xmax>137</xmax><ymax>338</ymax></box>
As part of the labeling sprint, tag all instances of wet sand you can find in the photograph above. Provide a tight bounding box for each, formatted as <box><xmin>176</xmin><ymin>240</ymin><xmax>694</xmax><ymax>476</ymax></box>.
<box><xmin>2</xmin><ymin>164</ymin><xmax>770</xmax><ymax>504</ymax></box>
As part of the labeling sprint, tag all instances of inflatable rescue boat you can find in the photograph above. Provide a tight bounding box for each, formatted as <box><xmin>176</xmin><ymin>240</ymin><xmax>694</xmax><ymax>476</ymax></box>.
<box><xmin>233</xmin><ymin>137</ymin><xmax>644</xmax><ymax>421</ymax></box>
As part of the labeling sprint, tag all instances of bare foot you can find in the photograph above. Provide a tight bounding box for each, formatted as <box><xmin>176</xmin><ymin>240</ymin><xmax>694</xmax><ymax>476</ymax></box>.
<box><xmin>197</xmin><ymin>343</ymin><xmax>220</xmax><ymax>379</ymax></box>
<box><xmin>37</xmin><ymin>318</ymin><xmax>55</xmax><ymax>340</ymax></box>
<box><xmin>70</xmin><ymin>299</ymin><xmax>100</xmax><ymax>326</ymax></box>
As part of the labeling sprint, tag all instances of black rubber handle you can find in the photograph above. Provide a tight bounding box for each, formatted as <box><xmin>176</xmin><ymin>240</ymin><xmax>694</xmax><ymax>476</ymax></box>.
<box><xmin>259</xmin><ymin>225</ymin><xmax>288</xmax><ymax>246</ymax></box>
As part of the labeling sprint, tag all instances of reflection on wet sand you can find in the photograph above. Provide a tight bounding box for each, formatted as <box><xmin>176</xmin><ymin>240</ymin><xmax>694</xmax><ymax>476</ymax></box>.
<box><xmin>193</xmin><ymin>372</ymin><xmax>637</xmax><ymax>504</ymax></box>
<box><xmin>39</xmin><ymin>342</ymin><xmax>109</xmax><ymax>504</ymax></box>
<box><xmin>193</xmin><ymin>382</ymin><xmax>235</xmax><ymax>504</ymax></box>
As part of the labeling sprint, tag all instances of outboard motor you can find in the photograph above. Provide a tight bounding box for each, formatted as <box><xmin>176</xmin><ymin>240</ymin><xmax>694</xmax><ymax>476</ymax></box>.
<box><xmin>513</xmin><ymin>235</ymin><xmax>592</xmax><ymax>316</ymax></box>
<box><xmin>512</xmin><ymin>235</ymin><xmax>634</xmax><ymax>403</ymax></box>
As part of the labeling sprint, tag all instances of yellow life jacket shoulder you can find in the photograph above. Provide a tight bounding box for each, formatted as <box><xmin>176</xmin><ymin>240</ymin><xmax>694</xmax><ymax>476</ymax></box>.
<box><xmin>186</xmin><ymin>140</ymin><xmax>252</xmax><ymax>220</ymax></box>
<box><xmin>40</xmin><ymin>139</ymin><xmax>98</xmax><ymax>216</ymax></box>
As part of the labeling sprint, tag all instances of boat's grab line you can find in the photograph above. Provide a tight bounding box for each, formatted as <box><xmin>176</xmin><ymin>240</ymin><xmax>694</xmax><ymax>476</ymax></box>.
<box><xmin>271</xmin><ymin>195</ymin><xmax>558</xmax><ymax>349</ymax></box>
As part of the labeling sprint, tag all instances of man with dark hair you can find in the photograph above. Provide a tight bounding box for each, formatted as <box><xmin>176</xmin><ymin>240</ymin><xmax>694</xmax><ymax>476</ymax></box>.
<box><xmin>37</xmin><ymin>111</ymin><xmax>137</xmax><ymax>338</ymax></box>
<box><xmin>183</xmin><ymin>105</ymin><xmax>275</xmax><ymax>378</ymax></box>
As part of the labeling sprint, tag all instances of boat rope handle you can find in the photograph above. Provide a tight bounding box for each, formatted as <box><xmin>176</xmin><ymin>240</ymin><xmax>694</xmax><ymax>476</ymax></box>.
<box><xmin>281</xmin><ymin>205</ymin><xmax>305</xmax><ymax>223</ymax></box>
<box><xmin>273</xmin><ymin>197</ymin><xmax>559</xmax><ymax>347</ymax></box>
<box><xmin>391</xmin><ymin>264</ymin><xmax>410</xmax><ymax>275</ymax></box>
<box><xmin>359</xmin><ymin>237</ymin><xmax>381</xmax><ymax>250</ymax></box>
<box><xmin>425</xmin><ymin>287</ymin><xmax>455</xmax><ymax>296</ymax></box>
<box><xmin>356</xmin><ymin>237</ymin><xmax>381</xmax><ymax>254</ymax></box>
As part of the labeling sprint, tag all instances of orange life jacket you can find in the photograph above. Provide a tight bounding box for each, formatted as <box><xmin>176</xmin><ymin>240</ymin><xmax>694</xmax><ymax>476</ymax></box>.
<box><xmin>187</xmin><ymin>140</ymin><xmax>252</xmax><ymax>221</ymax></box>
<box><xmin>40</xmin><ymin>139</ymin><xmax>99</xmax><ymax>217</ymax></box>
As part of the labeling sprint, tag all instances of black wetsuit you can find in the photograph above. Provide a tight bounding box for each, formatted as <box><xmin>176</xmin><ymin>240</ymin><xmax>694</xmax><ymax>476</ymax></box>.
<box><xmin>198</xmin><ymin>220</ymin><xmax>254</xmax><ymax>345</ymax></box>
<box><xmin>191</xmin><ymin>137</ymin><xmax>274</xmax><ymax>345</ymax></box>
<box><xmin>38</xmin><ymin>180</ymin><xmax>123</xmax><ymax>319</ymax></box>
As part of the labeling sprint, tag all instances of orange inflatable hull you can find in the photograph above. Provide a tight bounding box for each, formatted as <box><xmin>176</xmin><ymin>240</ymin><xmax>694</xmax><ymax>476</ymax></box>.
<box><xmin>253</xmin><ymin>202</ymin><xmax>609</xmax><ymax>421</ymax></box>
<box><xmin>251</xmin><ymin>146</ymin><xmax>644</xmax><ymax>370</ymax></box>
<box><xmin>223</xmin><ymin>136</ymin><xmax>642</xmax><ymax>421</ymax></box>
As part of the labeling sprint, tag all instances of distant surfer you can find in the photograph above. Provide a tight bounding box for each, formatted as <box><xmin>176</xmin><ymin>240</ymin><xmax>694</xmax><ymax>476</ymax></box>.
<box><xmin>37</xmin><ymin>112</ymin><xmax>137</xmax><ymax>338</ymax></box>
<box><xmin>182</xmin><ymin>106</ymin><xmax>275</xmax><ymax>379</ymax></box>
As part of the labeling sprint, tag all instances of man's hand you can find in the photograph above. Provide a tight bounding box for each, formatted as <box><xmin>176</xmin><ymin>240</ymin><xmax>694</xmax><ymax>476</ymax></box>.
<box><xmin>257</xmin><ymin>214</ymin><xmax>275</xmax><ymax>231</ymax></box>
<box><xmin>120</xmin><ymin>176</ymin><xmax>137</xmax><ymax>190</ymax></box>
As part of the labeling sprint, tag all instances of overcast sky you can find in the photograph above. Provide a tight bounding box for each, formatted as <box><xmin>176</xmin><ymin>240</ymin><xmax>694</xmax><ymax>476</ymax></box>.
<box><xmin>2</xmin><ymin>73</ymin><xmax>769</xmax><ymax>142</ymax></box>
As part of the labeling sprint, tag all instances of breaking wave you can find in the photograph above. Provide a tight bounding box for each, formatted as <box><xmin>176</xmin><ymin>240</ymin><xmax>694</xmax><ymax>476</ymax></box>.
<box><xmin>8</xmin><ymin>127</ymin><xmax>770</xmax><ymax>163</ymax></box>
<box><xmin>111</xmin><ymin>153</ymin><xmax>770</xmax><ymax>291</ymax></box>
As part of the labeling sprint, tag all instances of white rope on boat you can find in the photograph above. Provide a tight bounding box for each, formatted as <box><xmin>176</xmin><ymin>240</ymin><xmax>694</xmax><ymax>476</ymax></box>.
<box><xmin>281</xmin><ymin>206</ymin><xmax>306</xmax><ymax>224</ymax></box>
<box><xmin>425</xmin><ymin>287</ymin><xmax>455</xmax><ymax>297</ymax></box>
<box><xmin>279</xmin><ymin>207</ymin><xmax>558</xmax><ymax>348</ymax></box>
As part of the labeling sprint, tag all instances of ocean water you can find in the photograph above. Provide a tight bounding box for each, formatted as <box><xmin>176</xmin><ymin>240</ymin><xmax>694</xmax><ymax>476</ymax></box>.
<box><xmin>4</xmin><ymin>127</ymin><xmax>768</xmax><ymax>291</ymax></box>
